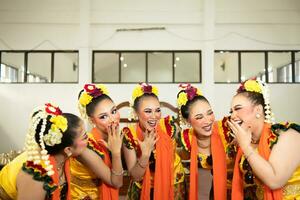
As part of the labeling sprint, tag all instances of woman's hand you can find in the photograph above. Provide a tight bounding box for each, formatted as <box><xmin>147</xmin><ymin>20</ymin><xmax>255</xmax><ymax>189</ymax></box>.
<box><xmin>101</xmin><ymin>122</ymin><xmax>124</xmax><ymax>155</ymax></box>
<box><xmin>227</xmin><ymin>120</ymin><xmax>252</xmax><ymax>150</ymax></box>
<box><xmin>138</xmin><ymin>129</ymin><xmax>159</xmax><ymax>158</ymax></box>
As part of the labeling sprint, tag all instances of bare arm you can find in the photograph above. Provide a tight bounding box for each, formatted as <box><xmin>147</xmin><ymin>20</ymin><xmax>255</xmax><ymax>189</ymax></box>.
<box><xmin>229</xmin><ymin>121</ymin><xmax>300</xmax><ymax>189</ymax></box>
<box><xmin>77</xmin><ymin>123</ymin><xmax>124</xmax><ymax>188</ymax></box>
<box><xmin>246</xmin><ymin>129</ymin><xmax>300</xmax><ymax>189</ymax></box>
<box><xmin>122</xmin><ymin>129</ymin><xmax>158</xmax><ymax>181</ymax></box>
<box><xmin>122</xmin><ymin>144</ymin><xmax>150</xmax><ymax>181</ymax></box>
<box><xmin>77</xmin><ymin>148</ymin><xmax>123</xmax><ymax>188</ymax></box>
<box><xmin>17</xmin><ymin>170</ymin><xmax>46</xmax><ymax>200</ymax></box>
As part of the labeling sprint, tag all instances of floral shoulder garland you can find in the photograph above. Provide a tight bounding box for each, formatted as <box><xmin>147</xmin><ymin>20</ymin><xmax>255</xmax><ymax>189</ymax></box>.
<box><xmin>269</xmin><ymin>122</ymin><xmax>300</xmax><ymax>149</ymax></box>
<box><xmin>22</xmin><ymin>161</ymin><xmax>57</xmax><ymax>199</ymax></box>
<box><xmin>87</xmin><ymin>137</ymin><xmax>105</xmax><ymax>159</ymax></box>
<box><xmin>217</xmin><ymin>116</ymin><xmax>236</xmax><ymax>159</ymax></box>
<box><xmin>162</xmin><ymin>115</ymin><xmax>177</xmax><ymax>138</ymax></box>
<box><xmin>179</xmin><ymin>128</ymin><xmax>192</xmax><ymax>153</ymax></box>
<box><xmin>122</xmin><ymin>127</ymin><xmax>142</xmax><ymax>157</ymax></box>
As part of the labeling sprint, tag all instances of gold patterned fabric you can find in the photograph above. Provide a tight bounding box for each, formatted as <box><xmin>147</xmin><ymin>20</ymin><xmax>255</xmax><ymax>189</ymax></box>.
<box><xmin>70</xmin><ymin>133</ymin><xmax>101</xmax><ymax>200</ymax></box>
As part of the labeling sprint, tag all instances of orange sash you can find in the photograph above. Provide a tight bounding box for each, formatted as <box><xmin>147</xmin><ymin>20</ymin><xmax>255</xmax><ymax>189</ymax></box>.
<box><xmin>49</xmin><ymin>156</ymin><xmax>71</xmax><ymax>200</ymax></box>
<box><xmin>189</xmin><ymin>122</ymin><xmax>227</xmax><ymax>200</ymax></box>
<box><xmin>136</xmin><ymin>124</ymin><xmax>175</xmax><ymax>200</ymax></box>
<box><xmin>232</xmin><ymin>123</ymin><xmax>283</xmax><ymax>200</ymax></box>
<box><xmin>91</xmin><ymin>127</ymin><xmax>119</xmax><ymax>200</ymax></box>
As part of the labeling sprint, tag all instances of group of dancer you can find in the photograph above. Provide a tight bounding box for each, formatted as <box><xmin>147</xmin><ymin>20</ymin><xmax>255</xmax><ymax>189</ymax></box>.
<box><xmin>0</xmin><ymin>78</ymin><xmax>299</xmax><ymax>200</ymax></box>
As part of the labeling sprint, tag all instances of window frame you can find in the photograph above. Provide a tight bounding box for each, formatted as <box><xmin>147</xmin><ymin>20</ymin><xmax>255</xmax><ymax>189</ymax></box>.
<box><xmin>92</xmin><ymin>50</ymin><xmax>202</xmax><ymax>84</ymax></box>
<box><xmin>0</xmin><ymin>50</ymin><xmax>79</xmax><ymax>84</ymax></box>
<box><xmin>214</xmin><ymin>50</ymin><xmax>300</xmax><ymax>84</ymax></box>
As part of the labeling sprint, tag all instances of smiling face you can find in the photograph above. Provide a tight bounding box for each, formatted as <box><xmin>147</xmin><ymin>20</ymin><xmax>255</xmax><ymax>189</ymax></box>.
<box><xmin>68</xmin><ymin>120</ymin><xmax>88</xmax><ymax>156</ymax></box>
<box><xmin>188</xmin><ymin>100</ymin><xmax>215</xmax><ymax>137</ymax></box>
<box><xmin>135</xmin><ymin>96</ymin><xmax>161</xmax><ymax>131</ymax></box>
<box><xmin>89</xmin><ymin>98</ymin><xmax>120</xmax><ymax>134</ymax></box>
<box><xmin>230</xmin><ymin>93</ymin><xmax>263</xmax><ymax>132</ymax></box>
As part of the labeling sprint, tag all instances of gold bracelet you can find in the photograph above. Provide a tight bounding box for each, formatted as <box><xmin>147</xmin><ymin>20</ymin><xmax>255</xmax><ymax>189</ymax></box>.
<box><xmin>111</xmin><ymin>169</ymin><xmax>124</xmax><ymax>176</ymax></box>
<box><xmin>137</xmin><ymin>159</ymin><xmax>148</xmax><ymax>169</ymax></box>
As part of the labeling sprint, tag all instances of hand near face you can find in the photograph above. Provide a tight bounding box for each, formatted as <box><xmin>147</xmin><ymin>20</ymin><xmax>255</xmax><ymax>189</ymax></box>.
<box><xmin>100</xmin><ymin>122</ymin><xmax>124</xmax><ymax>155</ymax></box>
<box><xmin>138</xmin><ymin>128</ymin><xmax>159</xmax><ymax>158</ymax></box>
<box><xmin>227</xmin><ymin>120</ymin><xmax>252</xmax><ymax>149</ymax></box>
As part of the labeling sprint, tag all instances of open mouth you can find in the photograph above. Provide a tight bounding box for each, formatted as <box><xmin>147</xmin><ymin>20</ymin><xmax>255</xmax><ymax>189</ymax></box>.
<box><xmin>202</xmin><ymin>123</ymin><xmax>213</xmax><ymax>132</ymax></box>
<box><xmin>147</xmin><ymin>120</ymin><xmax>158</xmax><ymax>128</ymax></box>
<box><xmin>233</xmin><ymin>119</ymin><xmax>243</xmax><ymax>126</ymax></box>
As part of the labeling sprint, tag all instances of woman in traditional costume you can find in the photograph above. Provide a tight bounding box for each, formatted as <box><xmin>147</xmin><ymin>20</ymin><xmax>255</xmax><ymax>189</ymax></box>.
<box><xmin>229</xmin><ymin>78</ymin><xmax>300</xmax><ymax>200</ymax></box>
<box><xmin>122</xmin><ymin>83</ymin><xmax>185</xmax><ymax>200</ymax></box>
<box><xmin>177</xmin><ymin>84</ymin><xmax>236</xmax><ymax>200</ymax></box>
<box><xmin>70</xmin><ymin>84</ymin><xmax>124</xmax><ymax>200</ymax></box>
<box><xmin>0</xmin><ymin>103</ymin><xmax>88</xmax><ymax>200</ymax></box>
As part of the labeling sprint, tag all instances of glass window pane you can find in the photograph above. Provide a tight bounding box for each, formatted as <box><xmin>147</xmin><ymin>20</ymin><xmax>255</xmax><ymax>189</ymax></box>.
<box><xmin>94</xmin><ymin>53</ymin><xmax>119</xmax><ymax>82</ymax></box>
<box><xmin>121</xmin><ymin>53</ymin><xmax>146</xmax><ymax>83</ymax></box>
<box><xmin>214</xmin><ymin>52</ymin><xmax>238</xmax><ymax>83</ymax></box>
<box><xmin>148</xmin><ymin>52</ymin><xmax>172</xmax><ymax>82</ymax></box>
<box><xmin>295</xmin><ymin>52</ymin><xmax>300</xmax><ymax>82</ymax></box>
<box><xmin>1</xmin><ymin>52</ymin><xmax>24</xmax><ymax>82</ymax></box>
<box><xmin>54</xmin><ymin>53</ymin><xmax>78</xmax><ymax>83</ymax></box>
<box><xmin>174</xmin><ymin>52</ymin><xmax>200</xmax><ymax>82</ymax></box>
<box><xmin>241</xmin><ymin>52</ymin><xmax>265</xmax><ymax>82</ymax></box>
<box><xmin>28</xmin><ymin>53</ymin><xmax>51</xmax><ymax>83</ymax></box>
<box><xmin>268</xmin><ymin>52</ymin><xmax>292</xmax><ymax>83</ymax></box>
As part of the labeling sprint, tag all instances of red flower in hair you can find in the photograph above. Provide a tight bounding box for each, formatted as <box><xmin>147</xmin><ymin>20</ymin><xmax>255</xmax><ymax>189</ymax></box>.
<box><xmin>84</xmin><ymin>84</ymin><xmax>103</xmax><ymax>98</ymax></box>
<box><xmin>45</xmin><ymin>103</ymin><xmax>62</xmax><ymax>115</ymax></box>
<box><xmin>141</xmin><ymin>84</ymin><xmax>153</xmax><ymax>94</ymax></box>
<box><xmin>84</xmin><ymin>84</ymin><xmax>97</xmax><ymax>93</ymax></box>
<box><xmin>186</xmin><ymin>86</ymin><xmax>197</xmax><ymax>100</ymax></box>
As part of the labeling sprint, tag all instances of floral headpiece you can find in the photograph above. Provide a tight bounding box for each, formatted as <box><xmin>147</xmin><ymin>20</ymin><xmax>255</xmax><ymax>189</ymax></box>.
<box><xmin>177</xmin><ymin>83</ymin><xmax>203</xmax><ymax>127</ymax></box>
<box><xmin>78</xmin><ymin>84</ymin><xmax>109</xmax><ymax>119</ymax></box>
<box><xmin>128</xmin><ymin>83</ymin><xmax>159</xmax><ymax>120</ymax></box>
<box><xmin>25</xmin><ymin>103</ymin><xmax>68</xmax><ymax>176</ymax></box>
<box><xmin>177</xmin><ymin>83</ymin><xmax>203</xmax><ymax>109</ymax></box>
<box><xmin>237</xmin><ymin>78</ymin><xmax>275</xmax><ymax>124</ymax></box>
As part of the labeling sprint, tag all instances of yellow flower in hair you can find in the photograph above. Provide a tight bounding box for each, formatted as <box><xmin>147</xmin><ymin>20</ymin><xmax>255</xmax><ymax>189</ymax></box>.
<box><xmin>244</xmin><ymin>80</ymin><xmax>262</xmax><ymax>93</ymax></box>
<box><xmin>196</xmin><ymin>88</ymin><xmax>203</xmax><ymax>96</ymax></box>
<box><xmin>132</xmin><ymin>86</ymin><xmax>144</xmax><ymax>101</ymax></box>
<box><xmin>152</xmin><ymin>86</ymin><xmax>159</xmax><ymax>96</ymax></box>
<box><xmin>177</xmin><ymin>92</ymin><xmax>188</xmax><ymax>108</ymax></box>
<box><xmin>50</xmin><ymin>115</ymin><xmax>68</xmax><ymax>132</ymax></box>
<box><xmin>79</xmin><ymin>93</ymin><xmax>93</xmax><ymax>106</ymax></box>
<box><xmin>96</xmin><ymin>84</ymin><xmax>109</xmax><ymax>95</ymax></box>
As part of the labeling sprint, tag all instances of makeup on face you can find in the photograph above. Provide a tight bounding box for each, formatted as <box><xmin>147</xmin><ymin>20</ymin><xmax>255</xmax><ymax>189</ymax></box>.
<box><xmin>188</xmin><ymin>100</ymin><xmax>215</xmax><ymax>137</ymax></box>
<box><xmin>136</xmin><ymin>97</ymin><xmax>161</xmax><ymax>131</ymax></box>
<box><xmin>91</xmin><ymin>98</ymin><xmax>120</xmax><ymax>134</ymax></box>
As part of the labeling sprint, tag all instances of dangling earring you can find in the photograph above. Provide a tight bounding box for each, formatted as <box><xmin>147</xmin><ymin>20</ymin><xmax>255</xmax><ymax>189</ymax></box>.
<box><xmin>255</xmin><ymin>113</ymin><xmax>261</xmax><ymax>119</ymax></box>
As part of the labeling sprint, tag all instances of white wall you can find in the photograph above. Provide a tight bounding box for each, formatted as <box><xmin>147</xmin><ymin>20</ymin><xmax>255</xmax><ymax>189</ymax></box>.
<box><xmin>0</xmin><ymin>0</ymin><xmax>300</xmax><ymax>152</ymax></box>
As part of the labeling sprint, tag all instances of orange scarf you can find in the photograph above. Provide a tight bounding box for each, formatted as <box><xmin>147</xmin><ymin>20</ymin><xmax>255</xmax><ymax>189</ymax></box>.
<box><xmin>136</xmin><ymin>124</ymin><xmax>175</xmax><ymax>200</ymax></box>
<box><xmin>49</xmin><ymin>156</ymin><xmax>71</xmax><ymax>200</ymax></box>
<box><xmin>189</xmin><ymin>122</ymin><xmax>227</xmax><ymax>200</ymax></box>
<box><xmin>232</xmin><ymin>123</ymin><xmax>283</xmax><ymax>200</ymax></box>
<box><xmin>91</xmin><ymin>128</ymin><xmax>119</xmax><ymax>200</ymax></box>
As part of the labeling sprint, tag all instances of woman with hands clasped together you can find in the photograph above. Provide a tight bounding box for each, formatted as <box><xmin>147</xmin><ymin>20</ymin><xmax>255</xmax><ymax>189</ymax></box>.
<box><xmin>228</xmin><ymin>79</ymin><xmax>300</xmax><ymax>200</ymax></box>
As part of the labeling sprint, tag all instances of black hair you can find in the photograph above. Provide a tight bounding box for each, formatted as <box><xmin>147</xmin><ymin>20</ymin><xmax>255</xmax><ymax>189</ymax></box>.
<box><xmin>178</xmin><ymin>90</ymin><xmax>210</xmax><ymax>120</ymax></box>
<box><xmin>78</xmin><ymin>89</ymin><xmax>113</xmax><ymax>117</ymax></box>
<box><xmin>34</xmin><ymin>112</ymin><xmax>82</xmax><ymax>155</ymax></box>
<box><xmin>132</xmin><ymin>93</ymin><xmax>159</xmax><ymax>111</ymax></box>
<box><xmin>236</xmin><ymin>91</ymin><xmax>265</xmax><ymax>108</ymax></box>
